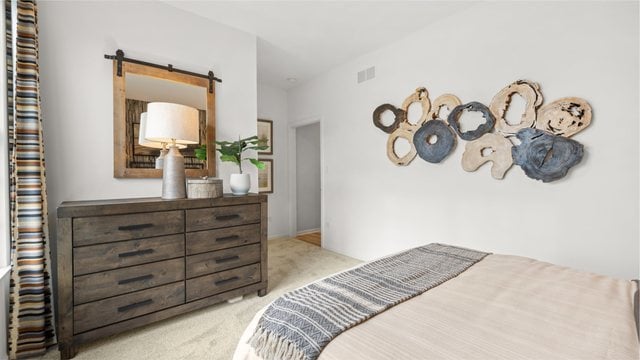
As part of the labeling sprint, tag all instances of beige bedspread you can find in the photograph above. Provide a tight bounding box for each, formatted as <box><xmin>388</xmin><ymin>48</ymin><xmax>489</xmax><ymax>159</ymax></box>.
<box><xmin>234</xmin><ymin>254</ymin><xmax>640</xmax><ymax>360</ymax></box>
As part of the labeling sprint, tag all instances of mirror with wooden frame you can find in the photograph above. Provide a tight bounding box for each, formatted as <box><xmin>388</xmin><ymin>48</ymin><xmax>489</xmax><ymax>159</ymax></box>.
<box><xmin>112</xmin><ymin>61</ymin><xmax>215</xmax><ymax>178</ymax></box>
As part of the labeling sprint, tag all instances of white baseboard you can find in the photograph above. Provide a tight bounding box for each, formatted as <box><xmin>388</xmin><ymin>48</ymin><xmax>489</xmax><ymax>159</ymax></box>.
<box><xmin>268</xmin><ymin>234</ymin><xmax>289</xmax><ymax>241</ymax></box>
<box><xmin>296</xmin><ymin>228</ymin><xmax>320</xmax><ymax>236</ymax></box>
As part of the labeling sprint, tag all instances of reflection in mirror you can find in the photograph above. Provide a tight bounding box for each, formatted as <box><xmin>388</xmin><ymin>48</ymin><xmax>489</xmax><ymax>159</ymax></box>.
<box><xmin>113</xmin><ymin>59</ymin><xmax>215</xmax><ymax>179</ymax></box>
<box><xmin>125</xmin><ymin>73</ymin><xmax>207</xmax><ymax>170</ymax></box>
<box><xmin>138</xmin><ymin>112</ymin><xmax>188</xmax><ymax>169</ymax></box>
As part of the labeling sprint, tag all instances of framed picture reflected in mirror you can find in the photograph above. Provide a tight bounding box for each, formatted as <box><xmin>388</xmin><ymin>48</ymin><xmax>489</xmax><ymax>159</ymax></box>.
<box><xmin>258</xmin><ymin>158</ymin><xmax>273</xmax><ymax>194</ymax></box>
<box><xmin>257</xmin><ymin>119</ymin><xmax>273</xmax><ymax>155</ymax></box>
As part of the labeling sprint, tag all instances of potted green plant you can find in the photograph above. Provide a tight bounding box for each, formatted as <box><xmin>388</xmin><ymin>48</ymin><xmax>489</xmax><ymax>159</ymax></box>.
<box><xmin>196</xmin><ymin>135</ymin><xmax>267</xmax><ymax>195</ymax></box>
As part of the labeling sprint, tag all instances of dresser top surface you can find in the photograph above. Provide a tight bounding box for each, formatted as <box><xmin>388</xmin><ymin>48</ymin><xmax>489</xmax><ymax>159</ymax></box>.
<box><xmin>57</xmin><ymin>194</ymin><xmax>267</xmax><ymax>218</ymax></box>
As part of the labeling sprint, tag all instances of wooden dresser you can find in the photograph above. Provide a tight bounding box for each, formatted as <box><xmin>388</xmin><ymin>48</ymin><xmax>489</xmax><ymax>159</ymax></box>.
<box><xmin>55</xmin><ymin>194</ymin><xmax>268</xmax><ymax>359</ymax></box>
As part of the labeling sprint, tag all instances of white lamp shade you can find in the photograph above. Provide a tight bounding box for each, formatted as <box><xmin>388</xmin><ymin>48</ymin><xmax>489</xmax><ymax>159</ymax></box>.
<box><xmin>145</xmin><ymin>102</ymin><xmax>200</xmax><ymax>145</ymax></box>
<box><xmin>138</xmin><ymin>113</ymin><xmax>186</xmax><ymax>149</ymax></box>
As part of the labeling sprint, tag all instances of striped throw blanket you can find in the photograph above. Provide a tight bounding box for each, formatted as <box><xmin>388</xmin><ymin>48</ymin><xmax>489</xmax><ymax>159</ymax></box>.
<box><xmin>248</xmin><ymin>243</ymin><xmax>489</xmax><ymax>360</ymax></box>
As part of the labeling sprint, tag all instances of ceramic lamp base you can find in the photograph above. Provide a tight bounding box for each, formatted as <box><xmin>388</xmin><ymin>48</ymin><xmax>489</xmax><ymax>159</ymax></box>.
<box><xmin>155</xmin><ymin>148</ymin><xmax>168</xmax><ymax>169</ymax></box>
<box><xmin>162</xmin><ymin>146</ymin><xmax>186</xmax><ymax>199</ymax></box>
<box><xmin>229</xmin><ymin>173</ymin><xmax>250</xmax><ymax>195</ymax></box>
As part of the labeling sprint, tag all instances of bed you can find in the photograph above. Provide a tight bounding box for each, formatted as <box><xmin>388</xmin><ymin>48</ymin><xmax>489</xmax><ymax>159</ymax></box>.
<box><xmin>234</xmin><ymin>244</ymin><xmax>640</xmax><ymax>360</ymax></box>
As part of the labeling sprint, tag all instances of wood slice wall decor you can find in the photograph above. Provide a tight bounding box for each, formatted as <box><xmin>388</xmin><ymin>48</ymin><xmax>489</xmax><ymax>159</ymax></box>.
<box><xmin>512</xmin><ymin>128</ymin><xmax>584</xmax><ymax>182</ymax></box>
<box><xmin>371</xmin><ymin>81</ymin><xmax>591</xmax><ymax>182</ymax></box>
<box><xmin>490</xmin><ymin>80</ymin><xmax>543</xmax><ymax>135</ymax></box>
<box><xmin>413</xmin><ymin>120</ymin><xmax>456</xmax><ymax>163</ymax></box>
<box><xmin>386</xmin><ymin>125</ymin><xmax>419</xmax><ymax>166</ymax></box>
<box><xmin>536</xmin><ymin>97</ymin><xmax>592</xmax><ymax>137</ymax></box>
<box><xmin>412</xmin><ymin>93</ymin><xmax>461</xmax><ymax>164</ymax></box>
<box><xmin>372</xmin><ymin>104</ymin><xmax>405</xmax><ymax>134</ymax></box>
<box><xmin>447</xmin><ymin>102</ymin><xmax>496</xmax><ymax>141</ymax></box>
<box><xmin>385</xmin><ymin>88</ymin><xmax>431</xmax><ymax>166</ymax></box>
<box><xmin>402</xmin><ymin>87</ymin><xmax>431</xmax><ymax>125</ymax></box>
<box><xmin>461</xmin><ymin>133</ymin><xmax>513</xmax><ymax>179</ymax></box>
<box><xmin>427</xmin><ymin>94</ymin><xmax>461</xmax><ymax>122</ymax></box>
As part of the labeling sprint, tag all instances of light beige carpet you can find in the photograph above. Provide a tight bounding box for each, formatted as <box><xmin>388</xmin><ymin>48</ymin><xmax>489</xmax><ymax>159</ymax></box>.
<box><xmin>40</xmin><ymin>238</ymin><xmax>361</xmax><ymax>360</ymax></box>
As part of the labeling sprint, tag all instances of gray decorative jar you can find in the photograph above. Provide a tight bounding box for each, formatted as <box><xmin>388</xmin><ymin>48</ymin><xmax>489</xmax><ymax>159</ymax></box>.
<box><xmin>186</xmin><ymin>177</ymin><xmax>223</xmax><ymax>199</ymax></box>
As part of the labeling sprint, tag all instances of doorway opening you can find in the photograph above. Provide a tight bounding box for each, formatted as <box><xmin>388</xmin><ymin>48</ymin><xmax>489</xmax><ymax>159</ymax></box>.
<box><xmin>290</xmin><ymin>121</ymin><xmax>322</xmax><ymax>247</ymax></box>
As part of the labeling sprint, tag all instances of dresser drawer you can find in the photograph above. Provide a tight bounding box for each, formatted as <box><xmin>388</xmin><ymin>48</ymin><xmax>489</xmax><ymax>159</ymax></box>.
<box><xmin>186</xmin><ymin>224</ymin><xmax>260</xmax><ymax>255</ymax></box>
<box><xmin>186</xmin><ymin>263</ymin><xmax>260</xmax><ymax>302</ymax></box>
<box><xmin>186</xmin><ymin>204</ymin><xmax>260</xmax><ymax>232</ymax></box>
<box><xmin>74</xmin><ymin>258</ymin><xmax>185</xmax><ymax>305</ymax></box>
<box><xmin>74</xmin><ymin>281</ymin><xmax>184</xmax><ymax>334</ymax></box>
<box><xmin>186</xmin><ymin>243</ymin><xmax>261</xmax><ymax>278</ymax></box>
<box><xmin>73</xmin><ymin>234</ymin><xmax>184</xmax><ymax>275</ymax></box>
<box><xmin>73</xmin><ymin>210</ymin><xmax>184</xmax><ymax>246</ymax></box>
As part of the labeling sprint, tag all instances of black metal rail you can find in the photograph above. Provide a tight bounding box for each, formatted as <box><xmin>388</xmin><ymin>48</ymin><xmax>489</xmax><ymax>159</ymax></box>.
<box><xmin>104</xmin><ymin>49</ymin><xmax>221</xmax><ymax>93</ymax></box>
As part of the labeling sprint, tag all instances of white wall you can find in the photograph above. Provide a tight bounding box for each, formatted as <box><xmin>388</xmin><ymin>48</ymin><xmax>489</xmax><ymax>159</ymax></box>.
<box><xmin>38</xmin><ymin>1</ymin><xmax>258</xmax><ymax>217</ymax></box>
<box><xmin>288</xmin><ymin>1</ymin><xmax>639</xmax><ymax>280</ymax></box>
<box><xmin>257</xmin><ymin>84</ymin><xmax>289</xmax><ymax>238</ymax></box>
<box><xmin>296</xmin><ymin>123</ymin><xmax>321</xmax><ymax>232</ymax></box>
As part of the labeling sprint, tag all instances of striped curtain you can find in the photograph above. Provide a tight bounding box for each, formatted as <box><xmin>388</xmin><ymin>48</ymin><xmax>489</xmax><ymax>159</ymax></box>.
<box><xmin>6</xmin><ymin>0</ymin><xmax>56</xmax><ymax>358</ymax></box>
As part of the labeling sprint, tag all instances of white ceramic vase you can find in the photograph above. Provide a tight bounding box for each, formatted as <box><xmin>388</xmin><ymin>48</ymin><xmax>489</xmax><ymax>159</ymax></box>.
<box><xmin>229</xmin><ymin>173</ymin><xmax>250</xmax><ymax>195</ymax></box>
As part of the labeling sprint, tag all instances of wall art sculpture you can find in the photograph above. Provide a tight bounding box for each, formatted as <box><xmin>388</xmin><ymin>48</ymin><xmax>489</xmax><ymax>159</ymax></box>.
<box><xmin>511</xmin><ymin>128</ymin><xmax>584</xmax><ymax>182</ymax></box>
<box><xmin>536</xmin><ymin>97</ymin><xmax>592</xmax><ymax>137</ymax></box>
<box><xmin>427</xmin><ymin>94</ymin><xmax>461</xmax><ymax>122</ymax></box>
<box><xmin>372</xmin><ymin>80</ymin><xmax>591</xmax><ymax>183</ymax></box>
<box><xmin>413</xmin><ymin>120</ymin><xmax>457</xmax><ymax>163</ymax></box>
<box><xmin>447</xmin><ymin>101</ymin><xmax>496</xmax><ymax>141</ymax></box>
<box><xmin>413</xmin><ymin>94</ymin><xmax>461</xmax><ymax>163</ymax></box>
<box><xmin>490</xmin><ymin>80</ymin><xmax>543</xmax><ymax>135</ymax></box>
<box><xmin>385</xmin><ymin>87</ymin><xmax>430</xmax><ymax>166</ymax></box>
<box><xmin>461</xmin><ymin>133</ymin><xmax>514</xmax><ymax>179</ymax></box>
<box><xmin>372</xmin><ymin>103</ymin><xmax>404</xmax><ymax>134</ymax></box>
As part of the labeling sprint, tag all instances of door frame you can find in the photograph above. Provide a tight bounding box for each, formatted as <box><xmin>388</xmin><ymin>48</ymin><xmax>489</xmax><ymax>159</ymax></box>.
<box><xmin>288</xmin><ymin>117</ymin><xmax>324</xmax><ymax>247</ymax></box>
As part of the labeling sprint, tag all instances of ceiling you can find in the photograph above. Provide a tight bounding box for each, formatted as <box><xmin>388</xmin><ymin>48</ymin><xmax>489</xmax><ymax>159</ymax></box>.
<box><xmin>166</xmin><ymin>1</ymin><xmax>478</xmax><ymax>89</ymax></box>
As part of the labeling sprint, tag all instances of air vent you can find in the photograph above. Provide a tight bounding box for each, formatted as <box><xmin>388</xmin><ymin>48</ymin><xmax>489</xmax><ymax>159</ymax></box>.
<box><xmin>357</xmin><ymin>66</ymin><xmax>375</xmax><ymax>84</ymax></box>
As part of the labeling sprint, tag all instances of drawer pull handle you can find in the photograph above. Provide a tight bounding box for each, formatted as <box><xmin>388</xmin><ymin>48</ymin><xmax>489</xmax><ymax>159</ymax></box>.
<box><xmin>117</xmin><ymin>299</ymin><xmax>153</xmax><ymax>312</ymax></box>
<box><xmin>118</xmin><ymin>274</ymin><xmax>154</xmax><ymax>285</ymax></box>
<box><xmin>215</xmin><ymin>255</ymin><xmax>240</xmax><ymax>264</ymax></box>
<box><xmin>118</xmin><ymin>249</ymin><xmax>154</xmax><ymax>258</ymax></box>
<box><xmin>216</xmin><ymin>235</ymin><xmax>239</xmax><ymax>242</ymax></box>
<box><xmin>118</xmin><ymin>223</ymin><xmax>154</xmax><ymax>231</ymax></box>
<box><xmin>215</xmin><ymin>276</ymin><xmax>239</xmax><ymax>286</ymax></box>
<box><xmin>215</xmin><ymin>214</ymin><xmax>240</xmax><ymax>221</ymax></box>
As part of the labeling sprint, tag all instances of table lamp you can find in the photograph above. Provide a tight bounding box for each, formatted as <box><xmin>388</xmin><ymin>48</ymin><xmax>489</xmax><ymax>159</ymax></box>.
<box><xmin>138</xmin><ymin>112</ymin><xmax>186</xmax><ymax>169</ymax></box>
<box><xmin>145</xmin><ymin>102</ymin><xmax>200</xmax><ymax>199</ymax></box>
